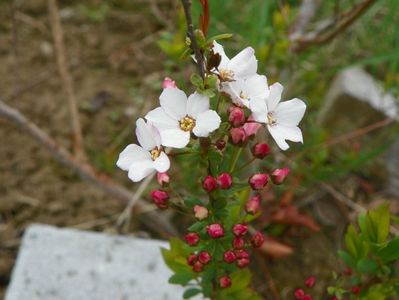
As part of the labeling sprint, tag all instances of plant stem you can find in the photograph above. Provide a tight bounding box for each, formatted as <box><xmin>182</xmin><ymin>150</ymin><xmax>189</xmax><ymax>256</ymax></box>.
<box><xmin>229</xmin><ymin>147</ymin><xmax>243</xmax><ymax>173</ymax></box>
<box><xmin>236</xmin><ymin>157</ymin><xmax>256</xmax><ymax>172</ymax></box>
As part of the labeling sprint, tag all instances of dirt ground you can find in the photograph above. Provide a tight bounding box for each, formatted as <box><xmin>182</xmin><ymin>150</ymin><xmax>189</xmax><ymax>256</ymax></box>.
<box><xmin>0</xmin><ymin>1</ymin><xmax>397</xmax><ymax>300</ymax></box>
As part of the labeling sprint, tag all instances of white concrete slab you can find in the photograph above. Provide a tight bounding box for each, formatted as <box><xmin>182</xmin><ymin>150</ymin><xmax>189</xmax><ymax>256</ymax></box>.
<box><xmin>5</xmin><ymin>224</ymin><xmax>191</xmax><ymax>300</ymax></box>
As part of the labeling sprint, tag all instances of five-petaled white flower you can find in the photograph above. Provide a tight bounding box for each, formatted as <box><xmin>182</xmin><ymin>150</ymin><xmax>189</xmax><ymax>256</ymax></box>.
<box><xmin>145</xmin><ymin>87</ymin><xmax>221</xmax><ymax>148</ymax></box>
<box><xmin>212</xmin><ymin>41</ymin><xmax>257</xmax><ymax>83</ymax></box>
<box><xmin>223</xmin><ymin>74</ymin><xmax>269</xmax><ymax>108</ymax></box>
<box><xmin>116</xmin><ymin>118</ymin><xmax>170</xmax><ymax>182</ymax></box>
<box><xmin>249</xmin><ymin>82</ymin><xmax>306</xmax><ymax>151</ymax></box>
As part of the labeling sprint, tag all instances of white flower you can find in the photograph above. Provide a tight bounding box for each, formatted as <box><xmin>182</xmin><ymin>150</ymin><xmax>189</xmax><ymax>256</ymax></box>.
<box><xmin>145</xmin><ymin>87</ymin><xmax>221</xmax><ymax>148</ymax></box>
<box><xmin>223</xmin><ymin>74</ymin><xmax>269</xmax><ymax>108</ymax></box>
<box><xmin>249</xmin><ymin>82</ymin><xmax>306</xmax><ymax>151</ymax></box>
<box><xmin>116</xmin><ymin>118</ymin><xmax>170</xmax><ymax>182</ymax></box>
<box><xmin>212</xmin><ymin>41</ymin><xmax>257</xmax><ymax>82</ymax></box>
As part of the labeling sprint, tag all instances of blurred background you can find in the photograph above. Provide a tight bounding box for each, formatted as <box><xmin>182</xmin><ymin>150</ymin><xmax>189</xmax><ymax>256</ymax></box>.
<box><xmin>0</xmin><ymin>0</ymin><xmax>398</xmax><ymax>299</ymax></box>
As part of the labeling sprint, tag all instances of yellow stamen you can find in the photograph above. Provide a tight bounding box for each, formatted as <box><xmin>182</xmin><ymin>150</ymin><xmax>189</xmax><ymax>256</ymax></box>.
<box><xmin>219</xmin><ymin>69</ymin><xmax>235</xmax><ymax>81</ymax></box>
<box><xmin>179</xmin><ymin>116</ymin><xmax>196</xmax><ymax>132</ymax></box>
<box><xmin>267</xmin><ymin>112</ymin><xmax>276</xmax><ymax>126</ymax></box>
<box><xmin>150</xmin><ymin>148</ymin><xmax>161</xmax><ymax>160</ymax></box>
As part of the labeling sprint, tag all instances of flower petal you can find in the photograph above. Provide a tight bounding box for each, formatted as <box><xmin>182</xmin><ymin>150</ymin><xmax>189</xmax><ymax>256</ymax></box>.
<box><xmin>153</xmin><ymin>151</ymin><xmax>170</xmax><ymax>173</ymax></box>
<box><xmin>274</xmin><ymin>98</ymin><xmax>306</xmax><ymax>127</ymax></box>
<box><xmin>212</xmin><ymin>41</ymin><xmax>230</xmax><ymax>70</ymax></box>
<box><xmin>187</xmin><ymin>92</ymin><xmax>210</xmax><ymax>118</ymax></box>
<box><xmin>193</xmin><ymin>110</ymin><xmax>221</xmax><ymax>137</ymax></box>
<box><xmin>245</xmin><ymin>74</ymin><xmax>269</xmax><ymax>99</ymax></box>
<box><xmin>145</xmin><ymin>107</ymin><xmax>178</xmax><ymax>131</ymax></box>
<box><xmin>159</xmin><ymin>87</ymin><xmax>188</xmax><ymax>120</ymax></box>
<box><xmin>267</xmin><ymin>124</ymin><xmax>303</xmax><ymax>151</ymax></box>
<box><xmin>160</xmin><ymin>129</ymin><xmax>190</xmax><ymax>148</ymax></box>
<box><xmin>267</xmin><ymin>82</ymin><xmax>283</xmax><ymax>111</ymax></box>
<box><xmin>128</xmin><ymin>158</ymin><xmax>155</xmax><ymax>182</ymax></box>
<box><xmin>116</xmin><ymin>144</ymin><xmax>151</xmax><ymax>171</ymax></box>
<box><xmin>228</xmin><ymin>47</ymin><xmax>257</xmax><ymax>78</ymax></box>
<box><xmin>249</xmin><ymin>97</ymin><xmax>268</xmax><ymax>123</ymax></box>
<box><xmin>135</xmin><ymin>118</ymin><xmax>157</xmax><ymax>151</ymax></box>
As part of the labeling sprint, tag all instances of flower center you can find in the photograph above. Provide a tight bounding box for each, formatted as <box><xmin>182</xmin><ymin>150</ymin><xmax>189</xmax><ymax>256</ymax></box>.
<box><xmin>179</xmin><ymin>116</ymin><xmax>196</xmax><ymax>132</ymax></box>
<box><xmin>150</xmin><ymin>148</ymin><xmax>161</xmax><ymax>161</ymax></box>
<box><xmin>219</xmin><ymin>69</ymin><xmax>235</xmax><ymax>81</ymax></box>
<box><xmin>267</xmin><ymin>112</ymin><xmax>277</xmax><ymax>126</ymax></box>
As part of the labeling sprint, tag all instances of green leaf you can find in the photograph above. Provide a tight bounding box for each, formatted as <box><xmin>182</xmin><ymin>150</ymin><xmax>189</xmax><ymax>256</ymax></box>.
<box><xmin>169</xmin><ymin>272</ymin><xmax>195</xmax><ymax>285</ymax></box>
<box><xmin>188</xmin><ymin>221</ymin><xmax>206</xmax><ymax>232</ymax></box>
<box><xmin>190</xmin><ymin>73</ymin><xmax>203</xmax><ymax>88</ymax></box>
<box><xmin>369</xmin><ymin>203</ymin><xmax>390</xmax><ymax>244</ymax></box>
<box><xmin>161</xmin><ymin>238</ymin><xmax>192</xmax><ymax>274</ymax></box>
<box><xmin>184</xmin><ymin>196</ymin><xmax>204</xmax><ymax>208</ymax></box>
<box><xmin>183</xmin><ymin>288</ymin><xmax>202</xmax><ymax>299</ymax></box>
<box><xmin>356</xmin><ymin>258</ymin><xmax>378</xmax><ymax>274</ymax></box>
<box><xmin>338</xmin><ymin>250</ymin><xmax>355</xmax><ymax>268</ymax></box>
<box><xmin>377</xmin><ymin>236</ymin><xmax>399</xmax><ymax>263</ymax></box>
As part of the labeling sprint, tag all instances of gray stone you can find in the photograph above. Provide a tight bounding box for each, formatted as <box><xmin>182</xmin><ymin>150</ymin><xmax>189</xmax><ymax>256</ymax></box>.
<box><xmin>6</xmin><ymin>224</ymin><xmax>196</xmax><ymax>300</ymax></box>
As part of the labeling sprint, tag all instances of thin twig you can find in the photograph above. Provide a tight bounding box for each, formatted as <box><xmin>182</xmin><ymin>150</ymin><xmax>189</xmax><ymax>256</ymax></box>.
<box><xmin>321</xmin><ymin>182</ymin><xmax>399</xmax><ymax>235</ymax></box>
<box><xmin>289</xmin><ymin>0</ymin><xmax>321</xmax><ymax>39</ymax></box>
<box><xmin>291</xmin><ymin>0</ymin><xmax>376</xmax><ymax>52</ymax></box>
<box><xmin>0</xmin><ymin>100</ymin><xmax>177</xmax><ymax>238</ymax></box>
<box><xmin>180</xmin><ymin>0</ymin><xmax>206</xmax><ymax>78</ymax></box>
<box><xmin>48</xmin><ymin>0</ymin><xmax>86</xmax><ymax>162</ymax></box>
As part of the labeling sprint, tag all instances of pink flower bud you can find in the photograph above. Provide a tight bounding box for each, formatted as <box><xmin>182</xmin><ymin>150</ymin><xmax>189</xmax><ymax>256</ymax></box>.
<box><xmin>245</xmin><ymin>195</ymin><xmax>261</xmax><ymax>215</ymax></box>
<box><xmin>303</xmin><ymin>295</ymin><xmax>313</xmax><ymax>300</ymax></box>
<box><xmin>184</xmin><ymin>232</ymin><xmax>200</xmax><ymax>246</ymax></box>
<box><xmin>150</xmin><ymin>189</ymin><xmax>169</xmax><ymax>209</ymax></box>
<box><xmin>250</xmin><ymin>231</ymin><xmax>265</xmax><ymax>248</ymax></box>
<box><xmin>219</xmin><ymin>275</ymin><xmax>232</xmax><ymax>288</ymax></box>
<box><xmin>207</xmin><ymin>223</ymin><xmax>224</xmax><ymax>239</ymax></box>
<box><xmin>229</xmin><ymin>127</ymin><xmax>247</xmax><ymax>145</ymax></box>
<box><xmin>236</xmin><ymin>258</ymin><xmax>250</xmax><ymax>268</ymax></box>
<box><xmin>294</xmin><ymin>288</ymin><xmax>305</xmax><ymax>299</ymax></box>
<box><xmin>235</xmin><ymin>249</ymin><xmax>249</xmax><ymax>259</ymax></box>
<box><xmin>157</xmin><ymin>172</ymin><xmax>170</xmax><ymax>186</ymax></box>
<box><xmin>343</xmin><ymin>268</ymin><xmax>352</xmax><ymax>276</ymax></box>
<box><xmin>351</xmin><ymin>286</ymin><xmax>361</xmax><ymax>295</ymax></box>
<box><xmin>305</xmin><ymin>276</ymin><xmax>316</xmax><ymax>288</ymax></box>
<box><xmin>271</xmin><ymin>167</ymin><xmax>290</xmax><ymax>185</ymax></box>
<box><xmin>192</xmin><ymin>260</ymin><xmax>203</xmax><ymax>272</ymax></box>
<box><xmin>248</xmin><ymin>173</ymin><xmax>269</xmax><ymax>190</ymax></box>
<box><xmin>243</xmin><ymin>115</ymin><xmax>262</xmax><ymax>137</ymax></box>
<box><xmin>202</xmin><ymin>175</ymin><xmax>218</xmax><ymax>192</ymax></box>
<box><xmin>198</xmin><ymin>251</ymin><xmax>211</xmax><ymax>264</ymax></box>
<box><xmin>232</xmin><ymin>236</ymin><xmax>245</xmax><ymax>249</ymax></box>
<box><xmin>331</xmin><ymin>296</ymin><xmax>339</xmax><ymax>300</ymax></box>
<box><xmin>162</xmin><ymin>77</ymin><xmax>176</xmax><ymax>89</ymax></box>
<box><xmin>228</xmin><ymin>106</ymin><xmax>245</xmax><ymax>127</ymax></box>
<box><xmin>187</xmin><ymin>254</ymin><xmax>197</xmax><ymax>266</ymax></box>
<box><xmin>251</xmin><ymin>143</ymin><xmax>270</xmax><ymax>159</ymax></box>
<box><xmin>232</xmin><ymin>224</ymin><xmax>248</xmax><ymax>236</ymax></box>
<box><xmin>217</xmin><ymin>172</ymin><xmax>233</xmax><ymax>189</ymax></box>
<box><xmin>223</xmin><ymin>250</ymin><xmax>236</xmax><ymax>263</ymax></box>
<box><xmin>193</xmin><ymin>205</ymin><xmax>209</xmax><ymax>220</ymax></box>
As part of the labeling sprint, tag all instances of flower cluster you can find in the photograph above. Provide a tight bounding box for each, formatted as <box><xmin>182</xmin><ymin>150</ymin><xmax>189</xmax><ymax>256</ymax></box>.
<box><xmin>116</xmin><ymin>41</ymin><xmax>307</xmax><ymax>297</ymax></box>
<box><xmin>117</xmin><ymin>42</ymin><xmax>306</xmax><ymax>183</ymax></box>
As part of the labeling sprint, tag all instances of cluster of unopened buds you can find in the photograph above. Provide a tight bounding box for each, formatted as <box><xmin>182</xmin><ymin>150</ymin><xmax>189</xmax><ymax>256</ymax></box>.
<box><xmin>116</xmin><ymin>40</ymin><xmax>306</xmax><ymax>293</ymax></box>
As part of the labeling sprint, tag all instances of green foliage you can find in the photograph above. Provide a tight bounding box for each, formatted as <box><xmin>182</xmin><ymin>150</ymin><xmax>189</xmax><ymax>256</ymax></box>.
<box><xmin>329</xmin><ymin>204</ymin><xmax>399</xmax><ymax>299</ymax></box>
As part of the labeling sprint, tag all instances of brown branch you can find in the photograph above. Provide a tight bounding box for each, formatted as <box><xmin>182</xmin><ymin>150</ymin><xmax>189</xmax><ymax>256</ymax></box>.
<box><xmin>181</xmin><ymin>0</ymin><xmax>206</xmax><ymax>78</ymax></box>
<box><xmin>47</xmin><ymin>0</ymin><xmax>86</xmax><ymax>162</ymax></box>
<box><xmin>0</xmin><ymin>100</ymin><xmax>177</xmax><ymax>238</ymax></box>
<box><xmin>291</xmin><ymin>0</ymin><xmax>376</xmax><ymax>53</ymax></box>
<box><xmin>289</xmin><ymin>0</ymin><xmax>322</xmax><ymax>39</ymax></box>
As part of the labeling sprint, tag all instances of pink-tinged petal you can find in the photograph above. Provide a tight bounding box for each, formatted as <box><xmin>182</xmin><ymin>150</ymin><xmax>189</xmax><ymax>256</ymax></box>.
<box><xmin>160</xmin><ymin>129</ymin><xmax>190</xmax><ymax>148</ymax></box>
<box><xmin>162</xmin><ymin>77</ymin><xmax>176</xmax><ymax>89</ymax></box>
<box><xmin>193</xmin><ymin>110</ymin><xmax>221</xmax><ymax>137</ymax></box>
<box><xmin>127</xmin><ymin>158</ymin><xmax>155</xmax><ymax>182</ymax></box>
<box><xmin>187</xmin><ymin>92</ymin><xmax>209</xmax><ymax>118</ymax></box>
<box><xmin>159</xmin><ymin>87</ymin><xmax>188</xmax><ymax>120</ymax></box>
<box><xmin>267</xmin><ymin>82</ymin><xmax>283</xmax><ymax>111</ymax></box>
<box><xmin>223</xmin><ymin>80</ymin><xmax>247</xmax><ymax>107</ymax></box>
<box><xmin>267</xmin><ymin>124</ymin><xmax>303</xmax><ymax>151</ymax></box>
<box><xmin>153</xmin><ymin>151</ymin><xmax>170</xmax><ymax>173</ymax></box>
<box><xmin>249</xmin><ymin>97</ymin><xmax>268</xmax><ymax>123</ymax></box>
<box><xmin>116</xmin><ymin>144</ymin><xmax>150</xmax><ymax>171</ymax></box>
<box><xmin>243</xmin><ymin>122</ymin><xmax>262</xmax><ymax>137</ymax></box>
<box><xmin>135</xmin><ymin>118</ymin><xmax>157</xmax><ymax>151</ymax></box>
<box><xmin>228</xmin><ymin>47</ymin><xmax>257</xmax><ymax>78</ymax></box>
<box><xmin>145</xmin><ymin>107</ymin><xmax>178</xmax><ymax>131</ymax></box>
<box><xmin>274</xmin><ymin>98</ymin><xmax>306</xmax><ymax>127</ymax></box>
<box><xmin>212</xmin><ymin>41</ymin><xmax>229</xmax><ymax>70</ymax></box>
